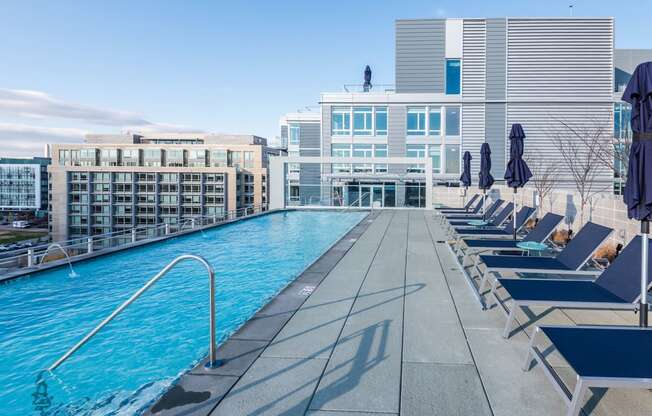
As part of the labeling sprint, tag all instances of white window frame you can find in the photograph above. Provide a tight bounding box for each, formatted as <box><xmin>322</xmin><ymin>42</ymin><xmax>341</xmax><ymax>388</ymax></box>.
<box><xmin>353</xmin><ymin>107</ymin><xmax>373</xmax><ymax>136</ymax></box>
<box><xmin>289</xmin><ymin>124</ymin><xmax>300</xmax><ymax>145</ymax></box>
<box><xmin>332</xmin><ymin>107</ymin><xmax>351</xmax><ymax>136</ymax></box>
<box><xmin>407</xmin><ymin>107</ymin><xmax>427</xmax><ymax>136</ymax></box>
<box><xmin>375</xmin><ymin>107</ymin><xmax>388</xmax><ymax>136</ymax></box>
<box><xmin>428</xmin><ymin>107</ymin><xmax>442</xmax><ymax>136</ymax></box>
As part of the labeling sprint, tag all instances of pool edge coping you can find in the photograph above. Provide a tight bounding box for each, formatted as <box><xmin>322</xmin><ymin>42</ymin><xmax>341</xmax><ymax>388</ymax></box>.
<box><xmin>144</xmin><ymin>210</ymin><xmax>377</xmax><ymax>416</ymax></box>
<box><xmin>0</xmin><ymin>209</ymin><xmax>313</xmax><ymax>283</ymax></box>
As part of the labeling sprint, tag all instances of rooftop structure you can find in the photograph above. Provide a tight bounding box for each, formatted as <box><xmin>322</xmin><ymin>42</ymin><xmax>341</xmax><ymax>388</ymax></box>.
<box><xmin>48</xmin><ymin>133</ymin><xmax>277</xmax><ymax>241</ymax></box>
<box><xmin>0</xmin><ymin>157</ymin><xmax>50</xmax><ymax>214</ymax></box>
<box><xmin>280</xmin><ymin>17</ymin><xmax>652</xmax><ymax>209</ymax></box>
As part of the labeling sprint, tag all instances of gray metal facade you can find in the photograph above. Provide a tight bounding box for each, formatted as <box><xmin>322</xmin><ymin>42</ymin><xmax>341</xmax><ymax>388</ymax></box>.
<box><xmin>395</xmin><ymin>19</ymin><xmax>445</xmax><ymax>93</ymax></box>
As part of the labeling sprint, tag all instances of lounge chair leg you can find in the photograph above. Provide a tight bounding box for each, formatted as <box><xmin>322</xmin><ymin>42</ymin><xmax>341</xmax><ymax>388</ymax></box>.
<box><xmin>567</xmin><ymin>377</ymin><xmax>587</xmax><ymax>416</ymax></box>
<box><xmin>503</xmin><ymin>303</ymin><xmax>516</xmax><ymax>339</ymax></box>
<box><xmin>489</xmin><ymin>278</ymin><xmax>500</xmax><ymax>309</ymax></box>
<box><xmin>478</xmin><ymin>269</ymin><xmax>491</xmax><ymax>294</ymax></box>
<box><xmin>522</xmin><ymin>326</ymin><xmax>540</xmax><ymax>371</ymax></box>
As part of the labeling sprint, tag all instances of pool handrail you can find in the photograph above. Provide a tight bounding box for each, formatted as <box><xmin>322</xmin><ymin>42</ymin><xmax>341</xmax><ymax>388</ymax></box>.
<box><xmin>47</xmin><ymin>254</ymin><xmax>219</xmax><ymax>372</ymax></box>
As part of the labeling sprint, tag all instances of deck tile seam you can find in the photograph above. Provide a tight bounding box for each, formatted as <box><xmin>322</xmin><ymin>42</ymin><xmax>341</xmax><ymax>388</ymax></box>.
<box><xmin>397</xmin><ymin>210</ymin><xmax>410</xmax><ymax>415</ymax></box>
<box><xmin>306</xmin><ymin>211</ymin><xmax>397</xmax><ymax>413</ymax></box>
<box><xmin>425</xmin><ymin>212</ymin><xmax>496</xmax><ymax>416</ymax></box>
<box><xmin>204</xmin><ymin>211</ymin><xmax>376</xmax><ymax>415</ymax></box>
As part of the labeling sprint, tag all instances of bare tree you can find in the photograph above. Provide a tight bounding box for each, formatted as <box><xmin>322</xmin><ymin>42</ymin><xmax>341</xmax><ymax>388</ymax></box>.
<box><xmin>550</xmin><ymin>118</ymin><xmax>612</xmax><ymax>225</ymax></box>
<box><xmin>526</xmin><ymin>155</ymin><xmax>558</xmax><ymax>218</ymax></box>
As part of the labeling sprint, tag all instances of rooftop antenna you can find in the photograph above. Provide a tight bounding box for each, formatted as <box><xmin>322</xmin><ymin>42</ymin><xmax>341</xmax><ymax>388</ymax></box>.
<box><xmin>569</xmin><ymin>4</ymin><xmax>574</xmax><ymax>16</ymax></box>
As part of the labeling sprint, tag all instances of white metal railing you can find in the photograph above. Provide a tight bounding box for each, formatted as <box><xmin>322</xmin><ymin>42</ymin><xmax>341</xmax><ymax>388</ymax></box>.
<box><xmin>47</xmin><ymin>254</ymin><xmax>219</xmax><ymax>371</ymax></box>
<box><xmin>0</xmin><ymin>204</ymin><xmax>268</xmax><ymax>276</ymax></box>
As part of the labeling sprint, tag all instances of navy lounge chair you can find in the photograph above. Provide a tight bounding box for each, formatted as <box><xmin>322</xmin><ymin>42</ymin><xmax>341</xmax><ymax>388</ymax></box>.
<box><xmin>454</xmin><ymin>206</ymin><xmax>535</xmax><ymax>237</ymax></box>
<box><xmin>525</xmin><ymin>325</ymin><xmax>652</xmax><ymax>416</ymax></box>
<box><xmin>438</xmin><ymin>194</ymin><xmax>480</xmax><ymax>213</ymax></box>
<box><xmin>450</xmin><ymin>202</ymin><xmax>513</xmax><ymax>230</ymax></box>
<box><xmin>453</xmin><ymin>213</ymin><xmax>564</xmax><ymax>260</ymax></box>
<box><xmin>445</xmin><ymin>199</ymin><xmax>504</xmax><ymax>221</ymax></box>
<box><xmin>492</xmin><ymin>236</ymin><xmax>652</xmax><ymax>338</ymax></box>
<box><xmin>473</xmin><ymin>222</ymin><xmax>613</xmax><ymax>304</ymax></box>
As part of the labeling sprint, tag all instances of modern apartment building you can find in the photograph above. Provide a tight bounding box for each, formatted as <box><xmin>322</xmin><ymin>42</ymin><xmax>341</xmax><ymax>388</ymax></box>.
<box><xmin>48</xmin><ymin>133</ymin><xmax>277</xmax><ymax>241</ymax></box>
<box><xmin>282</xmin><ymin>17</ymin><xmax>652</xmax><ymax>208</ymax></box>
<box><xmin>279</xmin><ymin>111</ymin><xmax>321</xmax><ymax>204</ymax></box>
<box><xmin>0</xmin><ymin>157</ymin><xmax>50</xmax><ymax>217</ymax></box>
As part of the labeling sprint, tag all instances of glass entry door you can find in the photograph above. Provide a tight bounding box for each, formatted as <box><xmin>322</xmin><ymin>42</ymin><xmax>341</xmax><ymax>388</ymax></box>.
<box><xmin>360</xmin><ymin>186</ymin><xmax>372</xmax><ymax>207</ymax></box>
<box><xmin>371</xmin><ymin>186</ymin><xmax>383</xmax><ymax>207</ymax></box>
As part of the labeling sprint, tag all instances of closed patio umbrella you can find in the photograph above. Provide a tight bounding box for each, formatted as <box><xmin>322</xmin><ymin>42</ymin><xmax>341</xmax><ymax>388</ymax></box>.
<box><xmin>460</xmin><ymin>151</ymin><xmax>472</xmax><ymax>209</ymax></box>
<box><xmin>504</xmin><ymin>124</ymin><xmax>532</xmax><ymax>240</ymax></box>
<box><xmin>622</xmin><ymin>61</ymin><xmax>652</xmax><ymax>327</ymax></box>
<box><xmin>478</xmin><ymin>143</ymin><xmax>495</xmax><ymax>219</ymax></box>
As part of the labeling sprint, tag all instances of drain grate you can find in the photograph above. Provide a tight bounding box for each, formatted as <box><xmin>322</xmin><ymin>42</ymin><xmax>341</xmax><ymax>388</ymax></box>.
<box><xmin>436</xmin><ymin>240</ymin><xmax>445</xmax><ymax>243</ymax></box>
<box><xmin>299</xmin><ymin>286</ymin><xmax>315</xmax><ymax>296</ymax></box>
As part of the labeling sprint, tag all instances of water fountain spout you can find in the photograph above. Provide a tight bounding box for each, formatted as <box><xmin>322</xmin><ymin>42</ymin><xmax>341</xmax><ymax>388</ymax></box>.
<box><xmin>39</xmin><ymin>243</ymin><xmax>78</xmax><ymax>277</ymax></box>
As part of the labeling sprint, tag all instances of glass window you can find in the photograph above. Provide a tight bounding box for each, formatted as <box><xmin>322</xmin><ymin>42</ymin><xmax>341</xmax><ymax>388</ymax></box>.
<box><xmin>331</xmin><ymin>144</ymin><xmax>351</xmax><ymax>173</ymax></box>
<box><xmin>406</xmin><ymin>144</ymin><xmax>426</xmax><ymax>173</ymax></box>
<box><xmin>429</xmin><ymin>146</ymin><xmax>441</xmax><ymax>174</ymax></box>
<box><xmin>289</xmin><ymin>124</ymin><xmax>300</xmax><ymax>145</ymax></box>
<box><xmin>353</xmin><ymin>107</ymin><xmax>373</xmax><ymax>136</ymax></box>
<box><xmin>352</xmin><ymin>144</ymin><xmax>373</xmax><ymax>173</ymax></box>
<box><xmin>210</xmin><ymin>149</ymin><xmax>228</xmax><ymax>167</ymax></box>
<box><xmin>406</xmin><ymin>144</ymin><xmax>426</xmax><ymax>158</ymax></box>
<box><xmin>375</xmin><ymin>107</ymin><xmax>387</xmax><ymax>135</ymax></box>
<box><xmin>445</xmin><ymin>106</ymin><xmax>461</xmax><ymax>136</ymax></box>
<box><xmin>352</xmin><ymin>143</ymin><xmax>373</xmax><ymax>157</ymax></box>
<box><xmin>446</xmin><ymin>59</ymin><xmax>461</xmax><ymax>95</ymax></box>
<box><xmin>407</xmin><ymin>107</ymin><xmax>426</xmax><ymax>136</ymax></box>
<box><xmin>614</xmin><ymin>103</ymin><xmax>632</xmax><ymax>140</ymax></box>
<box><xmin>331</xmin><ymin>144</ymin><xmax>351</xmax><ymax>157</ymax></box>
<box><xmin>332</xmin><ymin>107</ymin><xmax>351</xmax><ymax>136</ymax></box>
<box><xmin>374</xmin><ymin>144</ymin><xmax>388</xmax><ymax>173</ymax></box>
<box><xmin>445</xmin><ymin>144</ymin><xmax>460</xmax><ymax>174</ymax></box>
<box><xmin>288</xmin><ymin>150</ymin><xmax>300</xmax><ymax>173</ymax></box>
<box><xmin>122</xmin><ymin>149</ymin><xmax>140</xmax><ymax>166</ymax></box>
<box><xmin>428</xmin><ymin>108</ymin><xmax>441</xmax><ymax>135</ymax></box>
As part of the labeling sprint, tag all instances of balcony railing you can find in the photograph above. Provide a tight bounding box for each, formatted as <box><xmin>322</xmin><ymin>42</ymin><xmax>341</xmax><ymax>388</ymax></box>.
<box><xmin>0</xmin><ymin>204</ymin><xmax>268</xmax><ymax>279</ymax></box>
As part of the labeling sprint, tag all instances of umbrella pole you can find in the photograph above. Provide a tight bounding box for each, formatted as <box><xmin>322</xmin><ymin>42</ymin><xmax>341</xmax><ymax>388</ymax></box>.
<box><xmin>513</xmin><ymin>188</ymin><xmax>517</xmax><ymax>240</ymax></box>
<box><xmin>463</xmin><ymin>188</ymin><xmax>467</xmax><ymax>211</ymax></box>
<box><xmin>482</xmin><ymin>190</ymin><xmax>486</xmax><ymax>220</ymax></box>
<box><xmin>641</xmin><ymin>220</ymin><xmax>649</xmax><ymax>328</ymax></box>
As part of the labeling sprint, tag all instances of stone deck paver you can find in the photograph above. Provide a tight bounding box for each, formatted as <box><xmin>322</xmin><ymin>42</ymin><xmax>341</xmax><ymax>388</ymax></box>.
<box><xmin>209</xmin><ymin>210</ymin><xmax>652</xmax><ymax>416</ymax></box>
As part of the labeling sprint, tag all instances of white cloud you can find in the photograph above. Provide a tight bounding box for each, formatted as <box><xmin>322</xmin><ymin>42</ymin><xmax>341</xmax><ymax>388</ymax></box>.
<box><xmin>0</xmin><ymin>88</ymin><xmax>203</xmax><ymax>157</ymax></box>
<box><xmin>0</xmin><ymin>88</ymin><xmax>153</xmax><ymax>126</ymax></box>
<box><xmin>0</xmin><ymin>123</ymin><xmax>86</xmax><ymax>157</ymax></box>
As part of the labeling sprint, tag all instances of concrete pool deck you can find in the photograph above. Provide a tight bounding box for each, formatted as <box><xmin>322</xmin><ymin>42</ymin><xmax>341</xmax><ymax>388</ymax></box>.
<box><xmin>149</xmin><ymin>210</ymin><xmax>652</xmax><ymax>415</ymax></box>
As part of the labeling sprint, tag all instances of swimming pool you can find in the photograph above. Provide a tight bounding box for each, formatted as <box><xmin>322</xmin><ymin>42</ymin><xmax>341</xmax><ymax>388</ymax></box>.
<box><xmin>0</xmin><ymin>210</ymin><xmax>366</xmax><ymax>415</ymax></box>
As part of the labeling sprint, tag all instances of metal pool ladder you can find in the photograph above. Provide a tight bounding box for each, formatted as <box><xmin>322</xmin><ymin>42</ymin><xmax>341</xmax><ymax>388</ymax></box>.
<box><xmin>47</xmin><ymin>254</ymin><xmax>219</xmax><ymax>372</ymax></box>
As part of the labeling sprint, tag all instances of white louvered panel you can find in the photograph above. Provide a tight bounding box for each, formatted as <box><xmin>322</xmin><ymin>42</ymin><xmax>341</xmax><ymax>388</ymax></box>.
<box><xmin>462</xmin><ymin>104</ymin><xmax>485</xmax><ymax>178</ymax></box>
<box><xmin>462</xmin><ymin>19</ymin><xmax>486</xmax><ymax>100</ymax></box>
<box><xmin>507</xmin><ymin>103</ymin><xmax>613</xmax><ymax>190</ymax></box>
<box><xmin>507</xmin><ymin>18</ymin><xmax>613</xmax><ymax>101</ymax></box>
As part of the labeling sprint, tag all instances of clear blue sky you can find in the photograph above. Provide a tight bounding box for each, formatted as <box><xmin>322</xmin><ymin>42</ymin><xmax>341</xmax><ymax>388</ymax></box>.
<box><xmin>0</xmin><ymin>0</ymin><xmax>649</xmax><ymax>156</ymax></box>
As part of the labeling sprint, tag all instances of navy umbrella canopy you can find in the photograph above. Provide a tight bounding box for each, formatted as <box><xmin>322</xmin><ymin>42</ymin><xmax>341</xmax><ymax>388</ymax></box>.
<box><xmin>479</xmin><ymin>143</ymin><xmax>494</xmax><ymax>190</ymax></box>
<box><xmin>504</xmin><ymin>124</ymin><xmax>533</xmax><ymax>188</ymax></box>
<box><xmin>622</xmin><ymin>61</ymin><xmax>652</xmax><ymax>327</ymax></box>
<box><xmin>459</xmin><ymin>151</ymin><xmax>472</xmax><ymax>208</ymax></box>
<box><xmin>478</xmin><ymin>143</ymin><xmax>495</xmax><ymax>219</ymax></box>
<box><xmin>460</xmin><ymin>151</ymin><xmax>472</xmax><ymax>187</ymax></box>
<box><xmin>504</xmin><ymin>124</ymin><xmax>532</xmax><ymax>239</ymax></box>
<box><xmin>363</xmin><ymin>65</ymin><xmax>372</xmax><ymax>92</ymax></box>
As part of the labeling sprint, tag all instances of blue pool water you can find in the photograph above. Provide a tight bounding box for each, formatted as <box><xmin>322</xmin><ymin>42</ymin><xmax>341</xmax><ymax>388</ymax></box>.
<box><xmin>0</xmin><ymin>210</ymin><xmax>366</xmax><ymax>415</ymax></box>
